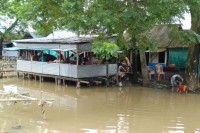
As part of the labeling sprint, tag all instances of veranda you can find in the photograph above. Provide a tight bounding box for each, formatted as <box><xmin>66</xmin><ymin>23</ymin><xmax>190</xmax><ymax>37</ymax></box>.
<box><xmin>11</xmin><ymin>36</ymin><xmax>118</xmax><ymax>87</ymax></box>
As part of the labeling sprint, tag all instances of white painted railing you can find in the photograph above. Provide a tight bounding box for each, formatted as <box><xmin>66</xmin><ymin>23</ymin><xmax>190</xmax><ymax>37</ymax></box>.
<box><xmin>60</xmin><ymin>64</ymin><xmax>78</xmax><ymax>78</ymax></box>
<box><xmin>17</xmin><ymin>60</ymin><xmax>117</xmax><ymax>78</ymax></box>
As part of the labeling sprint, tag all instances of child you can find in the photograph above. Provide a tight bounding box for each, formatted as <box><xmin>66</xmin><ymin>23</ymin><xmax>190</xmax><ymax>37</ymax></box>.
<box><xmin>177</xmin><ymin>80</ymin><xmax>188</xmax><ymax>94</ymax></box>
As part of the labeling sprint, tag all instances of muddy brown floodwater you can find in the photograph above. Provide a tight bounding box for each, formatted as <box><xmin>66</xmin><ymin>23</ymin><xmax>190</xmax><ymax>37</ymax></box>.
<box><xmin>0</xmin><ymin>78</ymin><xmax>200</xmax><ymax>133</ymax></box>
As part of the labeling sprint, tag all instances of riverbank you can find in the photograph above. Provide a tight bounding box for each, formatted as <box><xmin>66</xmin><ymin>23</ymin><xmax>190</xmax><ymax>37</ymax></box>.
<box><xmin>0</xmin><ymin>59</ymin><xmax>190</xmax><ymax>91</ymax></box>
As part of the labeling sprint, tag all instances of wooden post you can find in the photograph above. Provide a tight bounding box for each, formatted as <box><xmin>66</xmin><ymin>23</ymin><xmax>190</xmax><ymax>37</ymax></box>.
<box><xmin>0</xmin><ymin>72</ymin><xmax>3</xmax><ymax>78</ymax></box>
<box><xmin>76</xmin><ymin>45</ymin><xmax>79</xmax><ymax>65</ymax></box>
<box><xmin>89</xmin><ymin>52</ymin><xmax>93</xmax><ymax>64</ymax></box>
<box><xmin>76</xmin><ymin>81</ymin><xmax>80</xmax><ymax>88</ymax></box>
<box><xmin>58</xmin><ymin>78</ymin><xmax>61</xmax><ymax>85</ymax></box>
<box><xmin>40</xmin><ymin>91</ymin><xmax>45</xmax><ymax>120</ymax></box>
<box><xmin>39</xmin><ymin>76</ymin><xmax>42</xmax><ymax>82</ymax></box>
<box><xmin>62</xmin><ymin>79</ymin><xmax>65</xmax><ymax>85</ymax></box>
<box><xmin>28</xmin><ymin>74</ymin><xmax>30</xmax><ymax>80</ymax></box>
<box><xmin>116</xmin><ymin>63</ymin><xmax>119</xmax><ymax>85</ymax></box>
<box><xmin>17</xmin><ymin>72</ymin><xmax>19</xmax><ymax>78</ymax></box>
<box><xmin>106</xmin><ymin>61</ymin><xmax>109</xmax><ymax>86</ymax></box>
<box><xmin>55</xmin><ymin>77</ymin><xmax>57</xmax><ymax>85</ymax></box>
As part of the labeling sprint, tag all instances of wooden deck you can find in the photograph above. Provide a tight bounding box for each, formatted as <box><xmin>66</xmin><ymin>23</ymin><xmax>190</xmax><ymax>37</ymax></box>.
<box><xmin>17</xmin><ymin>70</ymin><xmax>113</xmax><ymax>87</ymax></box>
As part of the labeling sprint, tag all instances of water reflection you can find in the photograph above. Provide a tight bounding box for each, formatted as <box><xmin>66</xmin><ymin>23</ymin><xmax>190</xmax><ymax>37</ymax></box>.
<box><xmin>0</xmin><ymin>78</ymin><xmax>200</xmax><ymax>133</ymax></box>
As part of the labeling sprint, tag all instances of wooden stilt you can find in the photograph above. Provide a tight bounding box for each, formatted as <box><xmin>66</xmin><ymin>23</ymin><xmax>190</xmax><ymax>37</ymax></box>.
<box><xmin>62</xmin><ymin>79</ymin><xmax>65</xmax><ymax>85</ymax></box>
<box><xmin>58</xmin><ymin>79</ymin><xmax>61</xmax><ymax>85</ymax></box>
<box><xmin>28</xmin><ymin>74</ymin><xmax>30</xmax><ymax>80</ymax></box>
<box><xmin>55</xmin><ymin>78</ymin><xmax>57</xmax><ymax>85</ymax></box>
<box><xmin>17</xmin><ymin>72</ymin><xmax>19</xmax><ymax>78</ymax></box>
<box><xmin>0</xmin><ymin>72</ymin><xmax>3</xmax><ymax>78</ymax></box>
<box><xmin>76</xmin><ymin>81</ymin><xmax>81</xmax><ymax>88</ymax></box>
<box><xmin>40</xmin><ymin>91</ymin><xmax>45</xmax><ymax>120</ymax></box>
<box><xmin>39</xmin><ymin>76</ymin><xmax>42</xmax><ymax>82</ymax></box>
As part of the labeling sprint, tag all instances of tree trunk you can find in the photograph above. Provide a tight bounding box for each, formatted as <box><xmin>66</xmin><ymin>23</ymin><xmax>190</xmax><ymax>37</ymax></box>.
<box><xmin>139</xmin><ymin>51</ymin><xmax>149</xmax><ymax>86</ymax></box>
<box><xmin>186</xmin><ymin>44</ymin><xmax>200</xmax><ymax>91</ymax></box>
<box><xmin>185</xmin><ymin>7</ymin><xmax>200</xmax><ymax>91</ymax></box>
<box><xmin>106</xmin><ymin>61</ymin><xmax>109</xmax><ymax>86</ymax></box>
<box><xmin>0</xmin><ymin>37</ymin><xmax>3</xmax><ymax>56</ymax></box>
<box><xmin>132</xmin><ymin>51</ymin><xmax>138</xmax><ymax>84</ymax></box>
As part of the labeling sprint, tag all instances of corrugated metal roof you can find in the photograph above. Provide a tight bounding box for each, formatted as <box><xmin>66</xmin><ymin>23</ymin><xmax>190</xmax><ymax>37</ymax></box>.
<box><xmin>12</xmin><ymin>36</ymin><xmax>94</xmax><ymax>44</ymax></box>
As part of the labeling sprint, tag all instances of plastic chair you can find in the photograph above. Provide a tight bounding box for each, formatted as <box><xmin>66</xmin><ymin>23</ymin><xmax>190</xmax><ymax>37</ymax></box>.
<box><xmin>147</xmin><ymin>66</ymin><xmax>155</xmax><ymax>80</ymax></box>
<box><xmin>155</xmin><ymin>63</ymin><xmax>165</xmax><ymax>80</ymax></box>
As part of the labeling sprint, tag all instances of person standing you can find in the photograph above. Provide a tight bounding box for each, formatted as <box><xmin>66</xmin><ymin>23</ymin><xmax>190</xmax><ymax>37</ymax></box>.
<box><xmin>118</xmin><ymin>62</ymin><xmax>127</xmax><ymax>87</ymax></box>
<box><xmin>124</xmin><ymin>56</ymin><xmax>131</xmax><ymax>72</ymax></box>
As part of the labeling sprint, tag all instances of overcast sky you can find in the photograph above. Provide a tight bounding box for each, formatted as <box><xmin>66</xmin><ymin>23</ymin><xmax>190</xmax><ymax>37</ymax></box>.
<box><xmin>181</xmin><ymin>12</ymin><xmax>191</xmax><ymax>30</ymax></box>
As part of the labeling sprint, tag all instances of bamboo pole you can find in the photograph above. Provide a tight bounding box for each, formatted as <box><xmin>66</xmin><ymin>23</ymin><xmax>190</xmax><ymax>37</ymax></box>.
<box><xmin>0</xmin><ymin>90</ymin><xmax>54</xmax><ymax>119</ymax></box>
<box><xmin>0</xmin><ymin>99</ymin><xmax>54</xmax><ymax>102</ymax></box>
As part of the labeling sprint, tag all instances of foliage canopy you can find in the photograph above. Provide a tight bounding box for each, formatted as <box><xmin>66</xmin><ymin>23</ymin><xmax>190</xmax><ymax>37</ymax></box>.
<box><xmin>15</xmin><ymin>0</ymin><xmax>192</xmax><ymax>51</ymax></box>
<box><xmin>0</xmin><ymin>0</ymin><xmax>28</xmax><ymax>41</ymax></box>
<box><xmin>5</xmin><ymin>0</ymin><xmax>200</xmax><ymax>55</ymax></box>
<box><xmin>92</xmin><ymin>40</ymin><xmax>119</xmax><ymax>60</ymax></box>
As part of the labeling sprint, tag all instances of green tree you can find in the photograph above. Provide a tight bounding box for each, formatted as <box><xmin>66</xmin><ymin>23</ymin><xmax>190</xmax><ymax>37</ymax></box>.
<box><xmin>15</xmin><ymin>0</ymin><xmax>200</xmax><ymax>89</ymax></box>
<box><xmin>0</xmin><ymin>0</ymin><xmax>27</xmax><ymax>55</ymax></box>
<box><xmin>93</xmin><ymin>40</ymin><xmax>119</xmax><ymax>86</ymax></box>
<box><xmin>17</xmin><ymin>0</ymin><xmax>184</xmax><ymax>82</ymax></box>
<box><xmin>184</xmin><ymin>1</ymin><xmax>200</xmax><ymax>91</ymax></box>
<box><xmin>15</xmin><ymin>0</ymin><xmax>65</xmax><ymax>34</ymax></box>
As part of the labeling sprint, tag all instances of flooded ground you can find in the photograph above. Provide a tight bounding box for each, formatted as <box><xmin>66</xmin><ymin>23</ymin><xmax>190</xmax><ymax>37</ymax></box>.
<box><xmin>0</xmin><ymin>78</ymin><xmax>200</xmax><ymax>133</ymax></box>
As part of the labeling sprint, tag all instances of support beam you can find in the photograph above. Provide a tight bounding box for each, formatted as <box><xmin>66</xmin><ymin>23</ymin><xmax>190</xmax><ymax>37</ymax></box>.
<box><xmin>76</xmin><ymin>81</ymin><xmax>81</xmax><ymax>88</ymax></box>
<box><xmin>62</xmin><ymin>79</ymin><xmax>65</xmax><ymax>85</ymax></box>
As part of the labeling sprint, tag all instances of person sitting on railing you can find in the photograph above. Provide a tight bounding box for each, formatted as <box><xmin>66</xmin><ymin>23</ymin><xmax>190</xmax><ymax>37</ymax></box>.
<box><xmin>53</xmin><ymin>51</ymin><xmax>64</xmax><ymax>63</ymax></box>
<box><xmin>124</xmin><ymin>55</ymin><xmax>131</xmax><ymax>72</ymax></box>
<box><xmin>31</xmin><ymin>51</ymin><xmax>40</xmax><ymax>61</ymax></box>
<box><xmin>58</xmin><ymin>51</ymin><xmax>64</xmax><ymax>63</ymax></box>
<box><xmin>69</xmin><ymin>53</ymin><xmax>76</xmax><ymax>64</ymax></box>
